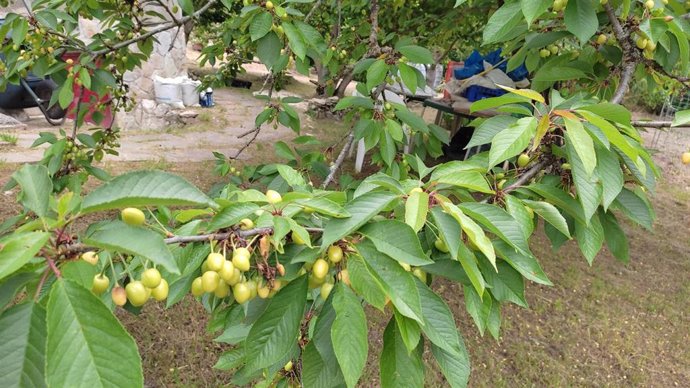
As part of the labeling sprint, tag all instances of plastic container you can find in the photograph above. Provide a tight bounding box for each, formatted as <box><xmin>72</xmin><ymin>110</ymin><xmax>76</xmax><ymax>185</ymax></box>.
<box><xmin>462</xmin><ymin>85</ymin><xmax>507</xmax><ymax>102</ymax></box>
<box><xmin>181</xmin><ymin>79</ymin><xmax>201</xmax><ymax>106</ymax></box>
<box><xmin>153</xmin><ymin>76</ymin><xmax>184</xmax><ymax>109</ymax></box>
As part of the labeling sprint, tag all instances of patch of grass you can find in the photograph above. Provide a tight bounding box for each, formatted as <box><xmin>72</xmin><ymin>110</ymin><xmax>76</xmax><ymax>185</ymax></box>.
<box><xmin>0</xmin><ymin>132</ymin><xmax>18</xmax><ymax>145</ymax></box>
<box><xmin>139</xmin><ymin>157</ymin><xmax>174</xmax><ymax>171</ymax></box>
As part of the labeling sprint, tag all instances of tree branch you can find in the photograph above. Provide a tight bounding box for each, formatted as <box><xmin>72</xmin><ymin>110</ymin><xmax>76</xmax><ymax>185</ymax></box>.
<box><xmin>604</xmin><ymin>3</ymin><xmax>637</xmax><ymax>105</ymax></box>
<box><xmin>91</xmin><ymin>0</ymin><xmax>217</xmax><ymax>57</ymax></box>
<box><xmin>631</xmin><ymin>120</ymin><xmax>690</xmax><ymax>129</ymax></box>
<box><xmin>321</xmin><ymin>131</ymin><xmax>354</xmax><ymax>188</ymax></box>
<box><xmin>611</xmin><ymin>62</ymin><xmax>636</xmax><ymax>105</ymax></box>
<box><xmin>503</xmin><ymin>160</ymin><xmax>550</xmax><ymax>194</ymax></box>
<box><xmin>61</xmin><ymin>226</ymin><xmax>324</xmax><ymax>254</ymax></box>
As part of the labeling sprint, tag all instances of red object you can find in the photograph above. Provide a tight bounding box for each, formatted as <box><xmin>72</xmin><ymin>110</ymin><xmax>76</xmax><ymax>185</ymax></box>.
<box><xmin>61</xmin><ymin>52</ymin><xmax>114</xmax><ymax>128</ymax></box>
<box><xmin>443</xmin><ymin>61</ymin><xmax>464</xmax><ymax>100</ymax></box>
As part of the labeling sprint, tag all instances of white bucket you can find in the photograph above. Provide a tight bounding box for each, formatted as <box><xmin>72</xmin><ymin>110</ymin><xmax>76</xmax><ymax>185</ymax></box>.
<box><xmin>181</xmin><ymin>80</ymin><xmax>202</xmax><ymax>107</ymax></box>
<box><xmin>153</xmin><ymin>76</ymin><xmax>185</xmax><ymax>109</ymax></box>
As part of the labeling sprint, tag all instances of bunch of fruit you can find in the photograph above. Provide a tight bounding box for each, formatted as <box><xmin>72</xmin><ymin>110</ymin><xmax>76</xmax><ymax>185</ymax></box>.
<box><xmin>83</xmin><ymin>250</ymin><xmax>169</xmax><ymax>307</ymax></box>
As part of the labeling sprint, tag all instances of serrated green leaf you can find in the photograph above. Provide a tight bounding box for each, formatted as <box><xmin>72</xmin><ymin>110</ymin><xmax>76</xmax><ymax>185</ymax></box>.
<box><xmin>488</xmin><ymin>117</ymin><xmax>537</xmax><ymax>167</ymax></box>
<box><xmin>207</xmin><ymin>203</ymin><xmax>259</xmax><ymax>232</ymax></box>
<box><xmin>393</xmin><ymin>310</ymin><xmax>421</xmax><ymax>353</ymax></box>
<box><xmin>564</xmin><ymin>117</ymin><xmax>597</xmax><ymax>177</ymax></box>
<box><xmin>347</xmin><ymin>255</ymin><xmax>387</xmax><ymax>311</ymax></box>
<box><xmin>398</xmin><ymin>62</ymin><xmax>418</xmax><ymax>93</ymax></box>
<box><xmin>81</xmin><ymin>170</ymin><xmax>215</xmax><ymax>213</ymax></box>
<box><xmin>358</xmin><ymin>241</ymin><xmax>423</xmax><ymax>323</ymax></box>
<box><xmin>466</xmin><ymin>116</ymin><xmax>519</xmax><ymax>149</ymax></box>
<box><xmin>522</xmin><ymin>199</ymin><xmax>571</xmax><ymax>238</ymax></box>
<box><xmin>478</xmin><ymin>260</ymin><xmax>527</xmax><ymax>307</ymax></box>
<box><xmin>213</xmin><ymin>348</ymin><xmax>245</xmax><ymax>370</ymax></box>
<box><xmin>404</xmin><ymin>190</ymin><xmax>429</xmax><ymax>232</ymax></box>
<box><xmin>526</xmin><ymin>183</ymin><xmax>586</xmax><ymax>225</ymax></box>
<box><xmin>83</xmin><ymin>221</ymin><xmax>179</xmax><ymax>274</ymax></box>
<box><xmin>430</xmin><ymin>334</ymin><xmax>470</xmax><ymax>388</ymax></box>
<box><xmin>595</xmin><ymin>143</ymin><xmax>623</xmax><ymax>211</ymax></box>
<box><xmin>331</xmin><ymin>284</ymin><xmax>368</xmax><ymax>388</ymax></box>
<box><xmin>360</xmin><ymin>220</ymin><xmax>432</xmax><ymax>266</ymax></box>
<box><xmin>245</xmin><ymin>275</ymin><xmax>307</xmax><ymax>372</ymax></box>
<box><xmin>504</xmin><ymin>194</ymin><xmax>534</xmax><ymax>240</ymax></box>
<box><xmin>578</xmin><ymin>103</ymin><xmax>631</xmax><ymax>126</ymax></box>
<box><xmin>494</xmin><ymin>240</ymin><xmax>552</xmax><ymax>286</ymax></box>
<box><xmin>380</xmin><ymin>318</ymin><xmax>424</xmax><ymax>388</ymax></box>
<box><xmin>257</xmin><ymin>32</ymin><xmax>283</xmax><ymax>71</ymax></box>
<box><xmin>564</xmin><ymin>0</ymin><xmax>598</xmax><ymax>43</ymax></box>
<box><xmin>250</xmin><ymin>11</ymin><xmax>273</xmax><ymax>41</ymax></box>
<box><xmin>12</xmin><ymin>164</ymin><xmax>52</xmax><ymax>218</ymax></box>
<box><xmin>276</xmin><ymin>165</ymin><xmax>307</xmax><ymax>188</ymax></box>
<box><xmin>46</xmin><ymin>279</ymin><xmax>143</xmax><ymax>388</ymax></box>
<box><xmin>463</xmin><ymin>284</ymin><xmax>492</xmax><ymax>336</ymax></box>
<box><xmin>440</xmin><ymin>201</ymin><xmax>496</xmax><ymax>270</ymax></box>
<box><xmin>282</xmin><ymin>22</ymin><xmax>306</xmax><ymax>59</ymax></box>
<box><xmin>430</xmin><ymin>208</ymin><xmax>486</xmax><ymax>296</ymax></box>
<box><xmin>435</xmin><ymin>170</ymin><xmax>494</xmax><ymax>194</ymax></box>
<box><xmin>0</xmin><ymin>302</ymin><xmax>47</xmax><ymax>388</ymax></box>
<box><xmin>0</xmin><ymin>232</ymin><xmax>50</xmax><ymax>282</ymax></box>
<box><xmin>483</xmin><ymin>1</ymin><xmax>527</xmax><ymax>44</ymax></box>
<box><xmin>294</xmin><ymin>197</ymin><xmax>349</xmax><ymax>218</ymax></box>
<box><xmin>599</xmin><ymin>211</ymin><xmax>629</xmax><ymax>263</ymax></box>
<box><xmin>574</xmin><ymin>213</ymin><xmax>604</xmax><ymax>264</ymax></box>
<box><xmin>460</xmin><ymin>202</ymin><xmax>532</xmax><ymax>258</ymax></box>
<box><xmin>416</xmin><ymin>279</ymin><xmax>466</xmax><ymax>355</ymax></box>
<box><xmin>565</xmin><ymin>140</ymin><xmax>602</xmax><ymax>223</ymax></box>
<box><xmin>397</xmin><ymin>45</ymin><xmax>434</xmax><ymax>64</ymax></box>
<box><xmin>612</xmin><ymin>188</ymin><xmax>654</xmax><ymax>230</ymax></box>
<box><xmin>321</xmin><ymin>192</ymin><xmax>398</xmax><ymax>248</ymax></box>
<box><xmin>302</xmin><ymin>294</ymin><xmax>345</xmax><ymax>388</ymax></box>
<box><xmin>520</xmin><ymin>0</ymin><xmax>551</xmax><ymax>24</ymax></box>
<box><xmin>366</xmin><ymin>59</ymin><xmax>388</xmax><ymax>90</ymax></box>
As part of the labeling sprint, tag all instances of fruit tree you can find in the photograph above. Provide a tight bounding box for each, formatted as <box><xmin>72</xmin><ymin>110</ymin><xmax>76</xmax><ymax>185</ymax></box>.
<box><xmin>1</xmin><ymin>0</ymin><xmax>690</xmax><ymax>387</ymax></box>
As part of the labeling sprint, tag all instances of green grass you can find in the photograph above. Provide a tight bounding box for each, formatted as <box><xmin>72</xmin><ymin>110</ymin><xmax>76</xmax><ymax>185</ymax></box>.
<box><xmin>0</xmin><ymin>132</ymin><xmax>18</xmax><ymax>145</ymax></box>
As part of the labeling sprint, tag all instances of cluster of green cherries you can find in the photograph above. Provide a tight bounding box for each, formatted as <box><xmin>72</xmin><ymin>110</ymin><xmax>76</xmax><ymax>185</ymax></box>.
<box><xmin>84</xmin><ymin>207</ymin><xmax>169</xmax><ymax>307</ymax></box>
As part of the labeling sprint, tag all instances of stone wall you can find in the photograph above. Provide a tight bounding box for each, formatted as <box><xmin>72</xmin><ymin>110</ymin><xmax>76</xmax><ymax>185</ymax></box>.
<box><xmin>78</xmin><ymin>0</ymin><xmax>189</xmax><ymax>130</ymax></box>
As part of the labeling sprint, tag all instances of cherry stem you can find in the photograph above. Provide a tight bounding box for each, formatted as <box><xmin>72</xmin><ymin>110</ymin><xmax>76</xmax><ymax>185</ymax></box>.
<box><xmin>34</xmin><ymin>269</ymin><xmax>51</xmax><ymax>301</ymax></box>
<box><xmin>46</xmin><ymin>257</ymin><xmax>62</xmax><ymax>278</ymax></box>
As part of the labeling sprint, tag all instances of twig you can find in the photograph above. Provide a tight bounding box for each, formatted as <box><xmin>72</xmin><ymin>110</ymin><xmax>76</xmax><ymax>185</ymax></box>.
<box><xmin>62</xmin><ymin>226</ymin><xmax>324</xmax><ymax>254</ymax></box>
<box><xmin>46</xmin><ymin>257</ymin><xmax>62</xmax><ymax>277</ymax></box>
<box><xmin>305</xmin><ymin>0</ymin><xmax>323</xmax><ymax>22</ymax></box>
<box><xmin>321</xmin><ymin>132</ymin><xmax>355</xmax><ymax>188</ymax></box>
<box><xmin>233</xmin><ymin>76</ymin><xmax>276</xmax><ymax>158</ymax></box>
<box><xmin>34</xmin><ymin>269</ymin><xmax>51</xmax><ymax>301</ymax></box>
<box><xmin>503</xmin><ymin>160</ymin><xmax>550</xmax><ymax>194</ymax></box>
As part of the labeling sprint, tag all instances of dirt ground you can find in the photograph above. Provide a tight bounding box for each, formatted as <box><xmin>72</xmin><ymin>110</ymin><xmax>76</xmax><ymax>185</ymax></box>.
<box><xmin>1</xmin><ymin>63</ymin><xmax>689</xmax><ymax>386</ymax></box>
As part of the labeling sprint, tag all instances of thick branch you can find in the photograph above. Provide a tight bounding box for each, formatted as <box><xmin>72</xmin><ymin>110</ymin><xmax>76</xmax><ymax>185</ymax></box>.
<box><xmin>611</xmin><ymin>62</ymin><xmax>636</xmax><ymax>104</ymax></box>
<box><xmin>91</xmin><ymin>0</ymin><xmax>217</xmax><ymax>57</ymax></box>
<box><xmin>604</xmin><ymin>3</ymin><xmax>637</xmax><ymax>105</ymax></box>
<box><xmin>369</xmin><ymin>0</ymin><xmax>380</xmax><ymax>50</ymax></box>
<box><xmin>631</xmin><ymin>120</ymin><xmax>690</xmax><ymax>129</ymax></box>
